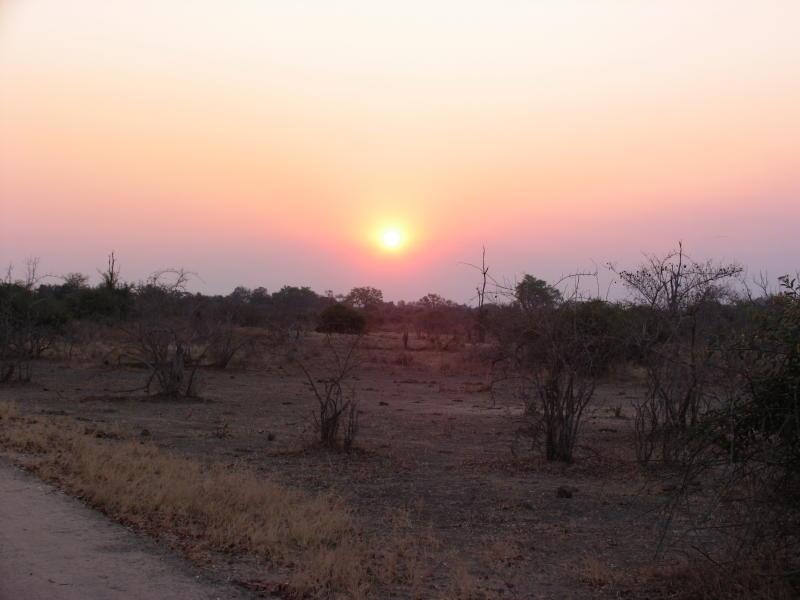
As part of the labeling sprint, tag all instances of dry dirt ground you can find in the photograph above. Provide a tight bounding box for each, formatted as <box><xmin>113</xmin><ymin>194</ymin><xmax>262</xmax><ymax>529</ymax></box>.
<box><xmin>0</xmin><ymin>332</ymin><xmax>682</xmax><ymax>598</ymax></box>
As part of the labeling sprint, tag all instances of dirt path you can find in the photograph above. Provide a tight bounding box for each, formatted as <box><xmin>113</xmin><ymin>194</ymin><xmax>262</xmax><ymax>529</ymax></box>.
<box><xmin>0</xmin><ymin>460</ymin><xmax>250</xmax><ymax>600</ymax></box>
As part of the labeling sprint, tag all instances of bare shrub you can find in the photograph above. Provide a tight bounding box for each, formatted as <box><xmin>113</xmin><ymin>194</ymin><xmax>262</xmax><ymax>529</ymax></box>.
<box><xmin>297</xmin><ymin>334</ymin><xmax>362</xmax><ymax>451</ymax></box>
<box><xmin>122</xmin><ymin>269</ymin><xmax>208</xmax><ymax>398</ymax></box>
<box><xmin>529</xmin><ymin>300</ymin><xmax>619</xmax><ymax>461</ymax></box>
<box><xmin>204</xmin><ymin>317</ymin><xmax>256</xmax><ymax>369</ymax></box>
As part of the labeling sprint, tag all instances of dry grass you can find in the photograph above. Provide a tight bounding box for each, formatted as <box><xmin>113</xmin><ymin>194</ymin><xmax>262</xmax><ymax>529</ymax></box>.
<box><xmin>438</xmin><ymin>559</ymin><xmax>484</xmax><ymax>600</ymax></box>
<box><xmin>290</xmin><ymin>538</ymin><xmax>371</xmax><ymax>599</ymax></box>
<box><xmin>638</xmin><ymin>557</ymin><xmax>797</xmax><ymax>600</ymax></box>
<box><xmin>484</xmin><ymin>537</ymin><xmax>522</xmax><ymax>566</ymax></box>
<box><xmin>579</xmin><ymin>555</ymin><xmax>621</xmax><ymax>588</ymax></box>
<box><xmin>0</xmin><ymin>400</ymin><xmax>19</xmax><ymax>420</ymax></box>
<box><xmin>0</xmin><ymin>402</ymin><xmax>367</xmax><ymax>598</ymax></box>
<box><xmin>575</xmin><ymin>554</ymin><xmax>796</xmax><ymax>598</ymax></box>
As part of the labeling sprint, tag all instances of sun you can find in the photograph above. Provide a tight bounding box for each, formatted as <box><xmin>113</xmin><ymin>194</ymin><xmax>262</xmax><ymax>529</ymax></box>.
<box><xmin>380</xmin><ymin>228</ymin><xmax>404</xmax><ymax>251</ymax></box>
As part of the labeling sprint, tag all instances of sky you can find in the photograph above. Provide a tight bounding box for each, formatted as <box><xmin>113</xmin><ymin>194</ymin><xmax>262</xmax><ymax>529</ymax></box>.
<box><xmin>1</xmin><ymin>1</ymin><xmax>799</xmax><ymax>302</ymax></box>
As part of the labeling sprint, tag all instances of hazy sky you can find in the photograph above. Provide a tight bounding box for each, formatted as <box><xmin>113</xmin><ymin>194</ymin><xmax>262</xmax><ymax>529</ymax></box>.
<box><xmin>2</xmin><ymin>1</ymin><xmax>799</xmax><ymax>301</ymax></box>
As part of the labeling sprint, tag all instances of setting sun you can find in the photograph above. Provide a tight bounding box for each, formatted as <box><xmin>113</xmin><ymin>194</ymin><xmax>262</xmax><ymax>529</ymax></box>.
<box><xmin>380</xmin><ymin>229</ymin><xmax>404</xmax><ymax>251</ymax></box>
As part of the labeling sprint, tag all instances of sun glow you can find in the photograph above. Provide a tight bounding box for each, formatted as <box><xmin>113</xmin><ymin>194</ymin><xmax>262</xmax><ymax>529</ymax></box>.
<box><xmin>380</xmin><ymin>228</ymin><xmax>405</xmax><ymax>251</ymax></box>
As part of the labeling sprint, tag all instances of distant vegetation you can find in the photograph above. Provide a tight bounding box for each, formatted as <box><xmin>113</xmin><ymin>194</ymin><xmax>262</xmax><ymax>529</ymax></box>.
<box><xmin>0</xmin><ymin>255</ymin><xmax>475</xmax><ymax>389</ymax></box>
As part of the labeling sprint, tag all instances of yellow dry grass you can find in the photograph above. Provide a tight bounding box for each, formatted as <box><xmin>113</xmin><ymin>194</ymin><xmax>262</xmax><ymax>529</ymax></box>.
<box><xmin>579</xmin><ymin>555</ymin><xmax>620</xmax><ymax>588</ymax></box>
<box><xmin>0</xmin><ymin>401</ymin><xmax>367</xmax><ymax>598</ymax></box>
<box><xmin>438</xmin><ymin>558</ymin><xmax>483</xmax><ymax>600</ymax></box>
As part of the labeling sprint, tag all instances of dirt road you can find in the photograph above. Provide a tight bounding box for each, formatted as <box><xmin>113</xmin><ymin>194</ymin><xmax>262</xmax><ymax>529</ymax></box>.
<box><xmin>0</xmin><ymin>460</ymin><xmax>249</xmax><ymax>600</ymax></box>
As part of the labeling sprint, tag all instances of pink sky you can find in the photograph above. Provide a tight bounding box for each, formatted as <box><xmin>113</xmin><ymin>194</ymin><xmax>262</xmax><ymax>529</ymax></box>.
<box><xmin>2</xmin><ymin>1</ymin><xmax>799</xmax><ymax>301</ymax></box>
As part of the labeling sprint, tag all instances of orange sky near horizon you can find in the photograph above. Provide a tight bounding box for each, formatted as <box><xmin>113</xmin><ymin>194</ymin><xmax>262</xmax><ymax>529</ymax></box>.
<box><xmin>1</xmin><ymin>1</ymin><xmax>799</xmax><ymax>300</ymax></box>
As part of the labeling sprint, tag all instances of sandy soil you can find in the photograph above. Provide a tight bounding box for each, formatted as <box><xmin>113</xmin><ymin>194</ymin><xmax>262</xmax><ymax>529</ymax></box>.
<box><xmin>0</xmin><ymin>333</ymin><xmax>680</xmax><ymax>598</ymax></box>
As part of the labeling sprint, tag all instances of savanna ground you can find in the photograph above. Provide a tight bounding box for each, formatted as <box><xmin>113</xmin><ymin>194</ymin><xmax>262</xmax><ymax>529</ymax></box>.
<box><xmin>0</xmin><ymin>331</ymin><xmax>699</xmax><ymax>599</ymax></box>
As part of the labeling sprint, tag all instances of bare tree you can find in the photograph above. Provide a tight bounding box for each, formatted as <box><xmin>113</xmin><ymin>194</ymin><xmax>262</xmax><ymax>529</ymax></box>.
<box><xmin>99</xmin><ymin>251</ymin><xmax>121</xmax><ymax>290</ymax></box>
<box><xmin>23</xmin><ymin>257</ymin><xmax>42</xmax><ymax>291</ymax></box>
<box><xmin>613</xmin><ymin>243</ymin><xmax>743</xmax><ymax>465</ymax></box>
<box><xmin>462</xmin><ymin>247</ymin><xmax>492</xmax><ymax>343</ymax></box>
